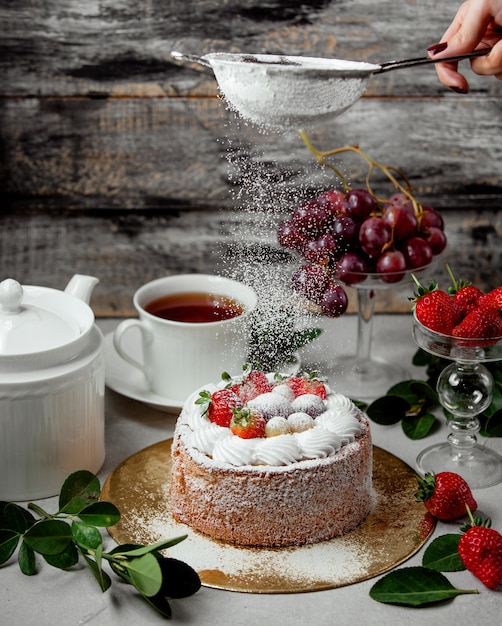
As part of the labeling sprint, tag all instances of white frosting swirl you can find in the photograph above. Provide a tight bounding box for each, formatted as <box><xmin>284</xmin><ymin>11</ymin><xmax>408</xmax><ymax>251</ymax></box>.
<box><xmin>324</xmin><ymin>393</ymin><xmax>357</xmax><ymax>415</ymax></box>
<box><xmin>253</xmin><ymin>434</ymin><xmax>303</xmax><ymax>466</ymax></box>
<box><xmin>212</xmin><ymin>436</ymin><xmax>257</xmax><ymax>466</ymax></box>
<box><xmin>316</xmin><ymin>409</ymin><xmax>362</xmax><ymax>444</ymax></box>
<box><xmin>186</xmin><ymin>375</ymin><xmax>365</xmax><ymax>467</ymax></box>
<box><xmin>296</xmin><ymin>428</ymin><xmax>342</xmax><ymax>458</ymax></box>
<box><xmin>190</xmin><ymin>422</ymin><xmax>230</xmax><ymax>455</ymax></box>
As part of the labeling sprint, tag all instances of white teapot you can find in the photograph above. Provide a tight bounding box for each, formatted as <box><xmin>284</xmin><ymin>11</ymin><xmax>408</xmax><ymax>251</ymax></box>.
<box><xmin>0</xmin><ymin>275</ymin><xmax>105</xmax><ymax>500</ymax></box>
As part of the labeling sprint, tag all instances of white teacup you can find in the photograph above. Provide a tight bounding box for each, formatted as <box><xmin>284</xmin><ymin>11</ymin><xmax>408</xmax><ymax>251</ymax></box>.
<box><xmin>113</xmin><ymin>274</ymin><xmax>257</xmax><ymax>402</ymax></box>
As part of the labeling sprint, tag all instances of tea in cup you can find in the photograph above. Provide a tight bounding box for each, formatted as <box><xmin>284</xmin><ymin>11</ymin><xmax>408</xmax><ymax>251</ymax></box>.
<box><xmin>113</xmin><ymin>274</ymin><xmax>257</xmax><ymax>402</ymax></box>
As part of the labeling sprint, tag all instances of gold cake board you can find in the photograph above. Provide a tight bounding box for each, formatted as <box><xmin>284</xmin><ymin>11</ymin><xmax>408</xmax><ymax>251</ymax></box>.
<box><xmin>102</xmin><ymin>440</ymin><xmax>435</xmax><ymax>594</ymax></box>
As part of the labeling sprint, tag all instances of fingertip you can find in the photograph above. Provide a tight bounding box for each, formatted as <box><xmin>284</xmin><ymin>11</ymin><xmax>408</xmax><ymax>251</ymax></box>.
<box><xmin>427</xmin><ymin>42</ymin><xmax>449</xmax><ymax>56</ymax></box>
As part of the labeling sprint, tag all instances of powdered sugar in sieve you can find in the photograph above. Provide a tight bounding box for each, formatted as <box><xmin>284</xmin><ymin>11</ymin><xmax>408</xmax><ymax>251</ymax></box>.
<box><xmin>171</xmin><ymin>49</ymin><xmax>491</xmax><ymax>129</ymax></box>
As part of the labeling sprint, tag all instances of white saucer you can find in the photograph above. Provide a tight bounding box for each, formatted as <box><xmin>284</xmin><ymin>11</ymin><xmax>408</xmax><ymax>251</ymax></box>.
<box><xmin>104</xmin><ymin>332</ymin><xmax>302</xmax><ymax>414</ymax></box>
<box><xmin>104</xmin><ymin>332</ymin><xmax>183</xmax><ymax>413</ymax></box>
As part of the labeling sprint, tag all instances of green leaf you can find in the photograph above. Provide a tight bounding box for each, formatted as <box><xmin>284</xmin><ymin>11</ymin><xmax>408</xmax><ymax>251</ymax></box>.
<box><xmin>80</xmin><ymin>546</ymin><xmax>112</xmax><ymax>592</ymax></box>
<box><xmin>412</xmin><ymin>348</ymin><xmax>431</xmax><ymax>367</ymax></box>
<box><xmin>386</xmin><ymin>380</ymin><xmax>422</xmax><ymax>406</ymax></box>
<box><xmin>409</xmin><ymin>380</ymin><xmax>439</xmax><ymax>405</ymax></box>
<box><xmin>422</xmin><ymin>535</ymin><xmax>465</xmax><ymax>572</ymax></box>
<box><xmin>0</xmin><ymin>529</ymin><xmax>20</xmax><ymax>564</ymax></box>
<box><xmin>158</xmin><ymin>557</ymin><xmax>202</xmax><ymax>599</ymax></box>
<box><xmin>58</xmin><ymin>470</ymin><xmax>101</xmax><ymax>514</ymax></box>
<box><xmin>288</xmin><ymin>328</ymin><xmax>323</xmax><ymax>353</ymax></box>
<box><xmin>480</xmin><ymin>409</ymin><xmax>502</xmax><ymax>437</ymax></box>
<box><xmin>44</xmin><ymin>542</ymin><xmax>79</xmax><ymax>569</ymax></box>
<box><xmin>142</xmin><ymin>594</ymin><xmax>172</xmax><ymax>619</ymax></box>
<box><xmin>18</xmin><ymin>540</ymin><xmax>37</xmax><ymax>575</ymax></box>
<box><xmin>369</xmin><ymin>567</ymin><xmax>478</xmax><ymax>606</ymax></box>
<box><xmin>77</xmin><ymin>502</ymin><xmax>120</xmax><ymax>527</ymax></box>
<box><xmin>402</xmin><ymin>413</ymin><xmax>437</xmax><ymax>440</ymax></box>
<box><xmin>1</xmin><ymin>502</ymin><xmax>36</xmax><ymax>533</ymax></box>
<box><xmin>111</xmin><ymin>536</ymin><xmax>187</xmax><ymax>558</ymax></box>
<box><xmin>125</xmin><ymin>552</ymin><xmax>163</xmax><ymax>597</ymax></box>
<box><xmin>23</xmin><ymin>520</ymin><xmax>73</xmax><ymax>555</ymax></box>
<box><xmin>366</xmin><ymin>395</ymin><xmax>410</xmax><ymax>425</ymax></box>
<box><xmin>72</xmin><ymin>520</ymin><xmax>102</xmax><ymax>551</ymax></box>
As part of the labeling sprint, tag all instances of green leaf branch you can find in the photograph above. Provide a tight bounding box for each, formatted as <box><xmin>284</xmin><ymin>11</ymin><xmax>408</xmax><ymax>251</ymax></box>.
<box><xmin>0</xmin><ymin>470</ymin><xmax>200</xmax><ymax>619</ymax></box>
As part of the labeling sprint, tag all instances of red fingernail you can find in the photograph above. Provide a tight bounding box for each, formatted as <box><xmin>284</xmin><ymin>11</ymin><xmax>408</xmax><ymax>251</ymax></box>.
<box><xmin>449</xmin><ymin>85</ymin><xmax>469</xmax><ymax>94</ymax></box>
<box><xmin>427</xmin><ymin>42</ymin><xmax>448</xmax><ymax>55</ymax></box>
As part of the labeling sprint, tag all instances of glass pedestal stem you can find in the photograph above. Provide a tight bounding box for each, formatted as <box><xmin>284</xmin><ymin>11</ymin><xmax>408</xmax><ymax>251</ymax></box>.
<box><xmin>354</xmin><ymin>288</ymin><xmax>376</xmax><ymax>370</ymax></box>
<box><xmin>326</xmin><ymin>287</ymin><xmax>408</xmax><ymax>400</ymax></box>
<box><xmin>416</xmin><ymin>360</ymin><xmax>502</xmax><ymax>488</ymax></box>
<box><xmin>438</xmin><ymin>360</ymin><xmax>492</xmax><ymax>462</ymax></box>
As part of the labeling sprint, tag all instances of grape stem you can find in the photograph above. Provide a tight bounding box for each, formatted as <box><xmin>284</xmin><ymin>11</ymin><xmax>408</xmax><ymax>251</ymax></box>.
<box><xmin>298</xmin><ymin>130</ymin><xmax>424</xmax><ymax>218</ymax></box>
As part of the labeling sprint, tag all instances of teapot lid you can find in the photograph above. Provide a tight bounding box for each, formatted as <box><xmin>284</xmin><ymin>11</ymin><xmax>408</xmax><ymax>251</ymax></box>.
<box><xmin>0</xmin><ymin>279</ymin><xmax>82</xmax><ymax>355</ymax></box>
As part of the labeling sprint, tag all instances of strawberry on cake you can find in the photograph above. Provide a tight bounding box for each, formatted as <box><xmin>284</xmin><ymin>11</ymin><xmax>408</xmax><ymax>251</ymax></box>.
<box><xmin>170</xmin><ymin>369</ymin><xmax>373</xmax><ymax>547</ymax></box>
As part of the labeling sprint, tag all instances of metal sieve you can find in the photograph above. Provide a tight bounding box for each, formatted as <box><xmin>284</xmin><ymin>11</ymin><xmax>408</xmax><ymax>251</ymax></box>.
<box><xmin>171</xmin><ymin>49</ymin><xmax>491</xmax><ymax>128</ymax></box>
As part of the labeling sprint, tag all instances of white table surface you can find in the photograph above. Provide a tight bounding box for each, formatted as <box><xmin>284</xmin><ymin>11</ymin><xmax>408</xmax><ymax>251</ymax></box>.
<box><xmin>2</xmin><ymin>315</ymin><xmax>501</xmax><ymax>625</ymax></box>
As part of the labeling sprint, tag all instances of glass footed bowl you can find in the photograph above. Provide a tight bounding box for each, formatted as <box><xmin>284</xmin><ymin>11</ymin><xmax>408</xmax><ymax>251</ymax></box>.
<box><xmin>412</xmin><ymin>313</ymin><xmax>502</xmax><ymax>488</ymax></box>
<box><xmin>324</xmin><ymin>261</ymin><xmax>436</xmax><ymax>401</ymax></box>
<box><xmin>412</xmin><ymin>312</ymin><xmax>502</xmax><ymax>363</ymax></box>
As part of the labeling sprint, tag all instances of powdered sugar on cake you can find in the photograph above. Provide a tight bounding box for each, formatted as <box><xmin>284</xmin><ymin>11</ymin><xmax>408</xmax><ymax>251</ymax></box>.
<box><xmin>184</xmin><ymin>372</ymin><xmax>363</xmax><ymax>467</ymax></box>
<box><xmin>171</xmin><ymin>369</ymin><xmax>373</xmax><ymax>547</ymax></box>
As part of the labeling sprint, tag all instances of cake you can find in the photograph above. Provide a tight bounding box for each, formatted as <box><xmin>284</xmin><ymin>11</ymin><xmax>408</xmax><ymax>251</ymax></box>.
<box><xmin>170</xmin><ymin>369</ymin><xmax>373</xmax><ymax>547</ymax></box>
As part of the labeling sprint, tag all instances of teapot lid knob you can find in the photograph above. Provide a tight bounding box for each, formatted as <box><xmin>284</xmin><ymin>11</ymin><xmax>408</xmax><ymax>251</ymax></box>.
<box><xmin>0</xmin><ymin>279</ymin><xmax>23</xmax><ymax>313</ymax></box>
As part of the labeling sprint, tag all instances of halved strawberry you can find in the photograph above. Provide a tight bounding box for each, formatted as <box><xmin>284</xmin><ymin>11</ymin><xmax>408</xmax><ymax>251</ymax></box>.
<box><xmin>228</xmin><ymin>369</ymin><xmax>272</xmax><ymax>403</ymax></box>
<box><xmin>286</xmin><ymin>372</ymin><xmax>327</xmax><ymax>399</ymax></box>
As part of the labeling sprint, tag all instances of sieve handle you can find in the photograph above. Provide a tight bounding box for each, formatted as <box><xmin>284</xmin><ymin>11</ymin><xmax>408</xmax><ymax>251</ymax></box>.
<box><xmin>171</xmin><ymin>51</ymin><xmax>213</xmax><ymax>69</ymax></box>
<box><xmin>375</xmin><ymin>48</ymin><xmax>492</xmax><ymax>74</ymax></box>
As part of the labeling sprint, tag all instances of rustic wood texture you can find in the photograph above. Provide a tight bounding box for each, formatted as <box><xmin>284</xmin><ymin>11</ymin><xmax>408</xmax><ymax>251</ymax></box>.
<box><xmin>1</xmin><ymin>0</ymin><xmax>501</xmax><ymax>315</ymax></box>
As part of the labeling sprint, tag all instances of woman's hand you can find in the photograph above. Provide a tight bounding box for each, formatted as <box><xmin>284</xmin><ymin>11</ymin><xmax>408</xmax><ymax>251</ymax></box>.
<box><xmin>428</xmin><ymin>0</ymin><xmax>502</xmax><ymax>92</ymax></box>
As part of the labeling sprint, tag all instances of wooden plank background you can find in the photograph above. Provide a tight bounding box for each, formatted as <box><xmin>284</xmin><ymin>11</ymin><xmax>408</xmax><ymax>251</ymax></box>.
<box><xmin>1</xmin><ymin>0</ymin><xmax>501</xmax><ymax>316</ymax></box>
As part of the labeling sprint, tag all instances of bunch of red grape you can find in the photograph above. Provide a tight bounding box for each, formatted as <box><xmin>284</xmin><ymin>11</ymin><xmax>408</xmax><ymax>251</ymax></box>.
<box><xmin>277</xmin><ymin>188</ymin><xmax>447</xmax><ymax>317</ymax></box>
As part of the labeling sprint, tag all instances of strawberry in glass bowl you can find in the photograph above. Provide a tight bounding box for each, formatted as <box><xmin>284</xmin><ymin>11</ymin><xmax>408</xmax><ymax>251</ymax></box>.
<box><xmin>411</xmin><ymin>272</ymin><xmax>502</xmax><ymax>489</ymax></box>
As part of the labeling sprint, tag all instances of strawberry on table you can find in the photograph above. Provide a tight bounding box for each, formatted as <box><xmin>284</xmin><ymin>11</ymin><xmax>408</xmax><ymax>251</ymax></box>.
<box><xmin>415</xmin><ymin>471</ymin><xmax>477</xmax><ymax>521</ymax></box>
<box><xmin>458</xmin><ymin>508</ymin><xmax>502</xmax><ymax>590</ymax></box>
<box><xmin>196</xmin><ymin>388</ymin><xmax>243</xmax><ymax>427</ymax></box>
<box><xmin>230</xmin><ymin>406</ymin><xmax>266</xmax><ymax>439</ymax></box>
